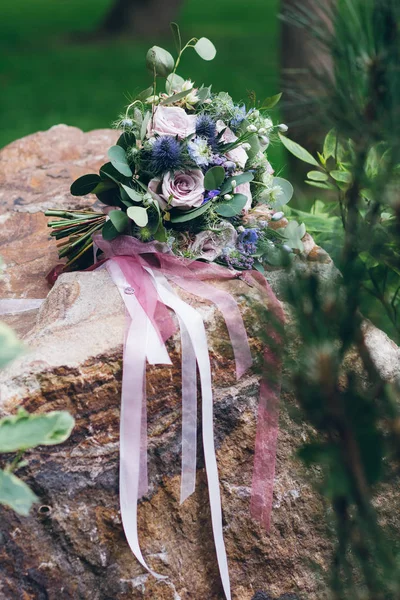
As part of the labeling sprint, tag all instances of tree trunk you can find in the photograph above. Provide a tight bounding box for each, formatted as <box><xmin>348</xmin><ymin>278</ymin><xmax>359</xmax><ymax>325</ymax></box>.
<box><xmin>99</xmin><ymin>0</ymin><xmax>184</xmax><ymax>37</ymax></box>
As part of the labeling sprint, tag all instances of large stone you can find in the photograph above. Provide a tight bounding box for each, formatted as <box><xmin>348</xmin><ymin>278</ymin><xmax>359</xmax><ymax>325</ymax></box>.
<box><xmin>0</xmin><ymin>127</ymin><xmax>399</xmax><ymax>600</ymax></box>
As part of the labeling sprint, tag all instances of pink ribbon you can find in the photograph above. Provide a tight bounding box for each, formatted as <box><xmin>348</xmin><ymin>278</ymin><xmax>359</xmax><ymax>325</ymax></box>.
<box><xmin>92</xmin><ymin>234</ymin><xmax>284</xmax><ymax>597</ymax></box>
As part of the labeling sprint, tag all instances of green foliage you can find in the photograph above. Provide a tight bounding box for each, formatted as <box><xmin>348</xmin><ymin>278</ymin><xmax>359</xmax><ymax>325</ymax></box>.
<box><xmin>0</xmin><ymin>470</ymin><xmax>38</xmax><ymax>517</ymax></box>
<box><xmin>0</xmin><ymin>322</ymin><xmax>23</xmax><ymax>370</ymax></box>
<box><xmin>214</xmin><ymin>193</ymin><xmax>247</xmax><ymax>217</ymax></box>
<box><xmin>204</xmin><ymin>166</ymin><xmax>225</xmax><ymax>191</ymax></box>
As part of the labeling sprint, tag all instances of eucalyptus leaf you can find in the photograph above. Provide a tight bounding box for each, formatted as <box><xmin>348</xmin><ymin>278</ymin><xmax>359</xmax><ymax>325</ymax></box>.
<box><xmin>0</xmin><ymin>470</ymin><xmax>38</xmax><ymax>516</ymax></box>
<box><xmin>120</xmin><ymin>184</ymin><xmax>143</xmax><ymax>203</ymax></box>
<box><xmin>160</xmin><ymin>87</ymin><xmax>194</xmax><ymax>106</ymax></box>
<box><xmin>170</xmin><ymin>202</ymin><xmax>212</xmax><ymax>223</ymax></box>
<box><xmin>214</xmin><ymin>194</ymin><xmax>247</xmax><ymax>217</ymax></box>
<box><xmin>197</xmin><ymin>86</ymin><xmax>212</xmax><ymax>103</ymax></box>
<box><xmin>0</xmin><ymin>322</ymin><xmax>23</xmax><ymax>370</ymax></box>
<box><xmin>102</xmin><ymin>219</ymin><xmax>119</xmax><ymax>241</ymax></box>
<box><xmin>0</xmin><ymin>409</ymin><xmax>75</xmax><ymax>453</ymax></box>
<box><xmin>166</xmin><ymin>73</ymin><xmax>185</xmax><ymax>94</ymax></box>
<box><xmin>108</xmin><ymin>209</ymin><xmax>129</xmax><ymax>233</ymax></box>
<box><xmin>100</xmin><ymin>162</ymin><xmax>129</xmax><ymax>185</ymax></box>
<box><xmin>127</xmin><ymin>206</ymin><xmax>149</xmax><ymax>227</ymax></box>
<box><xmin>107</xmin><ymin>146</ymin><xmax>133</xmax><ymax>177</ymax></box>
<box><xmin>272</xmin><ymin>177</ymin><xmax>294</xmax><ymax>207</ymax></box>
<box><xmin>146</xmin><ymin>46</ymin><xmax>174</xmax><ymax>77</ymax></box>
<box><xmin>260</xmin><ymin>93</ymin><xmax>282</xmax><ymax>110</ymax></box>
<box><xmin>204</xmin><ymin>166</ymin><xmax>225</xmax><ymax>191</ymax></box>
<box><xmin>92</xmin><ymin>180</ymin><xmax>116</xmax><ymax>195</ymax></box>
<box><xmin>279</xmin><ymin>133</ymin><xmax>319</xmax><ymax>166</ymax></box>
<box><xmin>141</xmin><ymin>112</ymin><xmax>151</xmax><ymax>141</ymax></box>
<box><xmin>194</xmin><ymin>37</ymin><xmax>216</xmax><ymax>61</ymax></box>
<box><xmin>137</xmin><ymin>86</ymin><xmax>154</xmax><ymax>102</ymax></box>
<box><xmin>70</xmin><ymin>174</ymin><xmax>101</xmax><ymax>197</ymax></box>
<box><xmin>276</xmin><ymin>220</ymin><xmax>305</xmax><ymax>251</ymax></box>
<box><xmin>307</xmin><ymin>171</ymin><xmax>329</xmax><ymax>182</ymax></box>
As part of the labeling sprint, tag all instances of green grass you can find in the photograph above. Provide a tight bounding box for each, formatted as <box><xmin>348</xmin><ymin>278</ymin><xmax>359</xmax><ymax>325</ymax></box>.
<box><xmin>0</xmin><ymin>0</ymin><xmax>280</xmax><ymax>151</ymax></box>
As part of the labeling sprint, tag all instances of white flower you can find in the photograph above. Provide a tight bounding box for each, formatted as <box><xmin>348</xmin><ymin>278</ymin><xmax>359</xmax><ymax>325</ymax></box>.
<box><xmin>188</xmin><ymin>137</ymin><xmax>212</xmax><ymax>166</ymax></box>
<box><xmin>247</xmin><ymin>124</ymin><xmax>257</xmax><ymax>133</ymax></box>
<box><xmin>278</xmin><ymin>123</ymin><xmax>289</xmax><ymax>132</ymax></box>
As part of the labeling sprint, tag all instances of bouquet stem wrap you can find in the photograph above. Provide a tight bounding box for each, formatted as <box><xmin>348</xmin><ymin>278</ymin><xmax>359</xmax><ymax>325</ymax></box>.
<box><xmin>93</xmin><ymin>234</ymin><xmax>284</xmax><ymax>599</ymax></box>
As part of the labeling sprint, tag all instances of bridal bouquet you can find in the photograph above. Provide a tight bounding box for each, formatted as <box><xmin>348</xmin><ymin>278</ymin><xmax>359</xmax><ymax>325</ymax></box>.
<box><xmin>44</xmin><ymin>28</ymin><xmax>293</xmax><ymax>600</ymax></box>
<box><xmin>45</xmin><ymin>29</ymin><xmax>303</xmax><ymax>273</ymax></box>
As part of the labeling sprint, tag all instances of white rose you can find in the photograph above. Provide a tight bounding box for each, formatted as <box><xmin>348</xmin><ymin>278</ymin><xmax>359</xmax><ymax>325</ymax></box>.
<box><xmin>148</xmin><ymin>105</ymin><xmax>197</xmax><ymax>139</ymax></box>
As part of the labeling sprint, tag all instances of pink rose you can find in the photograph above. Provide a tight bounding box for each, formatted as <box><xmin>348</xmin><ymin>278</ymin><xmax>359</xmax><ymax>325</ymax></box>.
<box><xmin>148</xmin><ymin>106</ymin><xmax>197</xmax><ymax>139</ymax></box>
<box><xmin>235</xmin><ymin>181</ymin><xmax>253</xmax><ymax>212</ymax></box>
<box><xmin>216</xmin><ymin>120</ymin><xmax>249</xmax><ymax>169</ymax></box>
<box><xmin>149</xmin><ymin>169</ymin><xmax>205</xmax><ymax>211</ymax></box>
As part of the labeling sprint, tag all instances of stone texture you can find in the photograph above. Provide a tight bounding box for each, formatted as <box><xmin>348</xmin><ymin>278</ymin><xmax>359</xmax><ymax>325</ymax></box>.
<box><xmin>0</xmin><ymin>127</ymin><xmax>399</xmax><ymax>600</ymax></box>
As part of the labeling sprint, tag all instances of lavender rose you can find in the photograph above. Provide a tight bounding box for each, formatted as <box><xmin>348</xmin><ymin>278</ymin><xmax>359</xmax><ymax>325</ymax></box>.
<box><xmin>148</xmin><ymin>105</ymin><xmax>197</xmax><ymax>139</ymax></box>
<box><xmin>149</xmin><ymin>169</ymin><xmax>205</xmax><ymax>211</ymax></box>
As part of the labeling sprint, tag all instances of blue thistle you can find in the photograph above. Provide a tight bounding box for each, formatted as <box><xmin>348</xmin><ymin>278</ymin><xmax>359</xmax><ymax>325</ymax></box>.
<box><xmin>196</xmin><ymin>115</ymin><xmax>217</xmax><ymax>147</ymax></box>
<box><xmin>149</xmin><ymin>136</ymin><xmax>183</xmax><ymax>176</ymax></box>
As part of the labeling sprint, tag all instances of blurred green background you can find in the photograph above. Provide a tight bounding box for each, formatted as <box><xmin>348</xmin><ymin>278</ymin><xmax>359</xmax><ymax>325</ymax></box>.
<box><xmin>0</xmin><ymin>0</ymin><xmax>280</xmax><ymax>149</ymax></box>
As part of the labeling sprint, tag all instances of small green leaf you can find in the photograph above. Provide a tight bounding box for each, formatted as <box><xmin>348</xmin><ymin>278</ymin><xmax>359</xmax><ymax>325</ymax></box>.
<box><xmin>272</xmin><ymin>177</ymin><xmax>294</xmax><ymax>207</ymax></box>
<box><xmin>330</xmin><ymin>170</ymin><xmax>352</xmax><ymax>183</ymax></box>
<box><xmin>92</xmin><ymin>180</ymin><xmax>116</xmax><ymax>195</ymax></box>
<box><xmin>166</xmin><ymin>73</ymin><xmax>185</xmax><ymax>94</ymax></box>
<box><xmin>137</xmin><ymin>86</ymin><xmax>154</xmax><ymax>102</ymax></box>
<box><xmin>260</xmin><ymin>93</ymin><xmax>282</xmax><ymax>110</ymax></box>
<box><xmin>204</xmin><ymin>166</ymin><xmax>225</xmax><ymax>191</ymax></box>
<box><xmin>102</xmin><ymin>219</ymin><xmax>119</xmax><ymax>241</ymax></box>
<box><xmin>169</xmin><ymin>202</ymin><xmax>212</xmax><ymax>223</ymax></box>
<box><xmin>70</xmin><ymin>174</ymin><xmax>101</xmax><ymax>197</ymax></box>
<box><xmin>194</xmin><ymin>37</ymin><xmax>216</xmax><ymax>61</ymax></box>
<box><xmin>170</xmin><ymin>22</ymin><xmax>181</xmax><ymax>54</ymax></box>
<box><xmin>307</xmin><ymin>171</ymin><xmax>329</xmax><ymax>182</ymax></box>
<box><xmin>127</xmin><ymin>206</ymin><xmax>149</xmax><ymax>227</ymax></box>
<box><xmin>108</xmin><ymin>209</ymin><xmax>129</xmax><ymax>233</ymax></box>
<box><xmin>215</xmin><ymin>194</ymin><xmax>247</xmax><ymax>217</ymax></box>
<box><xmin>160</xmin><ymin>87</ymin><xmax>194</xmax><ymax>106</ymax></box>
<box><xmin>100</xmin><ymin>162</ymin><xmax>129</xmax><ymax>185</ymax></box>
<box><xmin>323</xmin><ymin>129</ymin><xmax>337</xmax><ymax>159</ymax></box>
<box><xmin>306</xmin><ymin>180</ymin><xmax>336</xmax><ymax>190</ymax></box>
<box><xmin>120</xmin><ymin>184</ymin><xmax>143</xmax><ymax>203</ymax></box>
<box><xmin>197</xmin><ymin>86</ymin><xmax>212</xmax><ymax>103</ymax></box>
<box><xmin>220</xmin><ymin>172</ymin><xmax>254</xmax><ymax>195</ymax></box>
<box><xmin>146</xmin><ymin>46</ymin><xmax>175</xmax><ymax>77</ymax></box>
<box><xmin>279</xmin><ymin>133</ymin><xmax>319</xmax><ymax>166</ymax></box>
<box><xmin>0</xmin><ymin>409</ymin><xmax>75</xmax><ymax>453</ymax></box>
<box><xmin>117</xmin><ymin>131</ymin><xmax>136</xmax><ymax>151</ymax></box>
<box><xmin>0</xmin><ymin>470</ymin><xmax>38</xmax><ymax>516</ymax></box>
<box><xmin>0</xmin><ymin>323</ymin><xmax>23</xmax><ymax>370</ymax></box>
<box><xmin>107</xmin><ymin>146</ymin><xmax>133</xmax><ymax>177</ymax></box>
<box><xmin>141</xmin><ymin>112</ymin><xmax>151</xmax><ymax>141</ymax></box>
<box><xmin>276</xmin><ymin>220</ymin><xmax>305</xmax><ymax>251</ymax></box>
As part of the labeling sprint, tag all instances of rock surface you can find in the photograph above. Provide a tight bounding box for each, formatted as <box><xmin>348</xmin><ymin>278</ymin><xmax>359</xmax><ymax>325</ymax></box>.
<box><xmin>0</xmin><ymin>127</ymin><xmax>399</xmax><ymax>600</ymax></box>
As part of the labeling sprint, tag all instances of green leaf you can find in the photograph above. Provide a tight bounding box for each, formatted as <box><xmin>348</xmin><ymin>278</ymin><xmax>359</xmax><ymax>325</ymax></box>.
<box><xmin>0</xmin><ymin>323</ymin><xmax>23</xmax><ymax>370</ymax></box>
<box><xmin>170</xmin><ymin>22</ymin><xmax>181</xmax><ymax>54</ymax></box>
<box><xmin>120</xmin><ymin>184</ymin><xmax>143</xmax><ymax>203</ymax></box>
<box><xmin>307</xmin><ymin>171</ymin><xmax>329</xmax><ymax>182</ymax></box>
<box><xmin>92</xmin><ymin>180</ymin><xmax>116</xmax><ymax>196</ymax></box>
<box><xmin>141</xmin><ymin>112</ymin><xmax>151</xmax><ymax>141</ymax></box>
<box><xmin>107</xmin><ymin>146</ymin><xmax>133</xmax><ymax>178</ymax></box>
<box><xmin>272</xmin><ymin>177</ymin><xmax>294</xmax><ymax>207</ymax></box>
<box><xmin>70</xmin><ymin>174</ymin><xmax>101</xmax><ymax>197</ymax></box>
<box><xmin>102</xmin><ymin>219</ymin><xmax>119</xmax><ymax>241</ymax></box>
<box><xmin>276</xmin><ymin>220</ymin><xmax>305</xmax><ymax>251</ymax></box>
<box><xmin>166</xmin><ymin>73</ymin><xmax>185</xmax><ymax>94</ymax></box>
<box><xmin>0</xmin><ymin>409</ymin><xmax>75</xmax><ymax>453</ymax></box>
<box><xmin>260</xmin><ymin>93</ymin><xmax>282</xmax><ymax>110</ymax></box>
<box><xmin>100</xmin><ymin>162</ymin><xmax>129</xmax><ymax>185</ymax></box>
<box><xmin>215</xmin><ymin>193</ymin><xmax>248</xmax><ymax>217</ymax></box>
<box><xmin>0</xmin><ymin>470</ymin><xmax>38</xmax><ymax>516</ymax></box>
<box><xmin>153</xmin><ymin>221</ymin><xmax>168</xmax><ymax>242</ymax></box>
<box><xmin>146</xmin><ymin>46</ymin><xmax>174</xmax><ymax>77</ymax></box>
<box><xmin>197</xmin><ymin>86</ymin><xmax>212</xmax><ymax>103</ymax></box>
<box><xmin>306</xmin><ymin>180</ymin><xmax>336</xmax><ymax>190</ymax></box>
<box><xmin>323</xmin><ymin>129</ymin><xmax>337</xmax><ymax>159</ymax></box>
<box><xmin>170</xmin><ymin>202</ymin><xmax>212</xmax><ymax>223</ymax></box>
<box><xmin>108</xmin><ymin>209</ymin><xmax>129</xmax><ymax>233</ymax></box>
<box><xmin>194</xmin><ymin>37</ymin><xmax>216</xmax><ymax>61</ymax></box>
<box><xmin>330</xmin><ymin>170</ymin><xmax>352</xmax><ymax>183</ymax></box>
<box><xmin>160</xmin><ymin>87</ymin><xmax>194</xmax><ymax>106</ymax></box>
<box><xmin>220</xmin><ymin>172</ymin><xmax>254</xmax><ymax>195</ymax></box>
<box><xmin>279</xmin><ymin>133</ymin><xmax>319</xmax><ymax>166</ymax></box>
<box><xmin>127</xmin><ymin>206</ymin><xmax>149</xmax><ymax>227</ymax></box>
<box><xmin>137</xmin><ymin>86</ymin><xmax>154</xmax><ymax>102</ymax></box>
<box><xmin>204</xmin><ymin>166</ymin><xmax>225</xmax><ymax>191</ymax></box>
<box><xmin>117</xmin><ymin>131</ymin><xmax>136</xmax><ymax>151</ymax></box>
